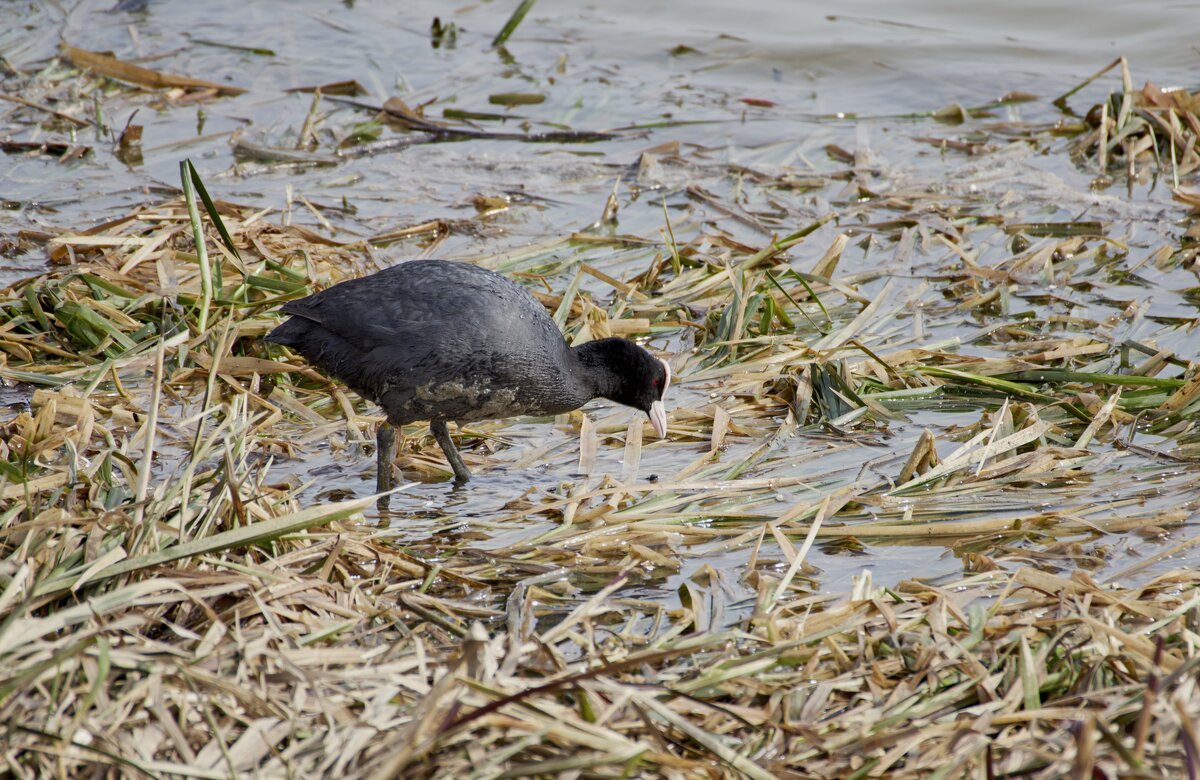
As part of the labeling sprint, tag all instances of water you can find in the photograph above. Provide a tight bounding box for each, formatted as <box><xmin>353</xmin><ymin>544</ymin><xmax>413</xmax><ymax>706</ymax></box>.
<box><xmin>2</xmin><ymin>0</ymin><xmax>1199</xmax><ymax>599</ymax></box>
<box><xmin>5</xmin><ymin>0</ymin><xmax>1197</xmax><ymax>273</ymax></box>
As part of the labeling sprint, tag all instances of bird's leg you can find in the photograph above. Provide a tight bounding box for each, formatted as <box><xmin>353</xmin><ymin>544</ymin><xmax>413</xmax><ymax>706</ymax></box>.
<box><xmin>430</xmin><ymin>419</ymin><xmax>472</xmax><ymax>484</ymax></box>
<box><xmin>376</xmin><ymin>421</ymin><xmax>396</xmax><ymax>496</ymax></box>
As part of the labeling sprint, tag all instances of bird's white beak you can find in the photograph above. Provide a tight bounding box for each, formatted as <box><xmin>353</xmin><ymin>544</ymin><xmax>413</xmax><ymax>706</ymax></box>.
<box><xmin>647</xmin><ymin>357</ymin><xmax>671</xmax><ymax>438</ymax></box>
<box><xmin>649</xmin><ymin>400</ymin><xmax>667</xmax><ymax>438</ymax></box>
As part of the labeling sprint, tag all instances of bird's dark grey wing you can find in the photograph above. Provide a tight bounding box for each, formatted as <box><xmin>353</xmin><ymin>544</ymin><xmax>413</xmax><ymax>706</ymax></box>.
<box><xmin>277</xmin><ymin>262</ymin><xmax>546</xmax><ymax>348</ymax></box>
<box><xmin>266</xmin><ymin>262</ymin><xmax>568</xmax><ymax>406</ymax></box>
<box><xmin>277</xmin><ymin>270</ymin><xmax>454</xmax><ymax>347</ymax></box>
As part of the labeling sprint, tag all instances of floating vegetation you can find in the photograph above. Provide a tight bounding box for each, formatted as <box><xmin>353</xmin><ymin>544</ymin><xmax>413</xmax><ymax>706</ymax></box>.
<box><xmin>60</xmin><ymin>42</ymin><xmax>249</xmax><ymax>97</ymax></box>
<box><xmin>2</xmin><ymin>23</ymin><xmax>1200</xmax><ymax>777</ymax></box>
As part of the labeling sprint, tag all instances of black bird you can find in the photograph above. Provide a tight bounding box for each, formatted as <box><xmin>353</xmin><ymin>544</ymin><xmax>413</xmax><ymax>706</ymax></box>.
<box><xmin>264</xmin><ymin>260</ymin><xmax>671</xmax><ymax>489</ymax></box>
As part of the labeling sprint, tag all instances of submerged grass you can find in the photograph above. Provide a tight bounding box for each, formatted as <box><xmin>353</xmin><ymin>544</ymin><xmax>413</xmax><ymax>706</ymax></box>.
<box><xmin>2</xmin><ymin>57</ymin><xmax>1200</xmax><ymax>777</ymax></box>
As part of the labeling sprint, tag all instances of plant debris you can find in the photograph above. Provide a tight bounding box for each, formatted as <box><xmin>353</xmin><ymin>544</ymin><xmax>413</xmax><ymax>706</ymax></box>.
<box><xmin>1</xmin><ymin>40</ymin><xmax>1200</xmax><ymax>779</ymax></box>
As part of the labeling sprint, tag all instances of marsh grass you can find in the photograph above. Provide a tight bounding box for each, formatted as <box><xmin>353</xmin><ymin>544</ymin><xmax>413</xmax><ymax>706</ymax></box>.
<box><xmin>1063</xmin><ymin>57</ymin><xmax>1200</xmax><ymax>189</ymax></box>
<box><xmin>2</xmin><ymin>58</ymin><xmax>1200</xmax><ymax>778</ymax></box>
<box><xmin>492</xmin><ymin>0</ymin><xmax>538</xmax><ymax>48</ymax></box>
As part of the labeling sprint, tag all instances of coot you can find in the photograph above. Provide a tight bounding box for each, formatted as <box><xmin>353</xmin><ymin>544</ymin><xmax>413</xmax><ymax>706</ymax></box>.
<box><xmin>265</xmin><ymin>260</ymin><xmax>671</xmax><ymax>488</ymax></box>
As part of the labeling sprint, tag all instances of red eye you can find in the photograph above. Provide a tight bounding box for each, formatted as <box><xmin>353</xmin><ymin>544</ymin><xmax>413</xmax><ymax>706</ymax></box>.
<box><xmin>653</xmin><ymin>377</ymin><xmax>661</xmax><ymax>388</ymax></box>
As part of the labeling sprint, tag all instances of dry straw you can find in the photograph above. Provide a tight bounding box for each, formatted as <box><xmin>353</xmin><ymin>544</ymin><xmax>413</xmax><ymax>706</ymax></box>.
<box><xmin>1</xmin><ymin>52</ymin><xmax>1199</xmax><ymax>778</ymax></box>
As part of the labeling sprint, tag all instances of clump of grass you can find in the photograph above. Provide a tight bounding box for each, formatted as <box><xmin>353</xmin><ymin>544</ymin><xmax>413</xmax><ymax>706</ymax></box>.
<box><xmin>1062</xmin><ymin>56</ymin><xmax>1200</xmax><ymax>187</ymax></box>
